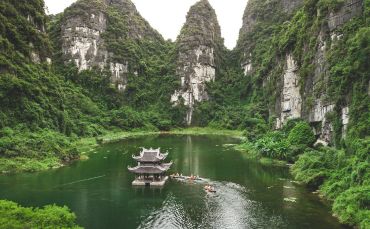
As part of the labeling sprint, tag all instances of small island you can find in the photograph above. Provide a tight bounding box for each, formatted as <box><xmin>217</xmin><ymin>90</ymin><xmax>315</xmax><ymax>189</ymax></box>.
<box><xmin>128</xmin><ymin>148</ymin><xmax>172</xmax><ymax>186</ymax></box>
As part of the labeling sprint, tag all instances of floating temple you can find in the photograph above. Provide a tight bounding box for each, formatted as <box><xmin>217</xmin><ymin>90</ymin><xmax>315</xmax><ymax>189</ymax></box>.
<box><xmin>128</xmin><ymin>148</ymin><xmax>172</xmax><ymax>186</ymax></box>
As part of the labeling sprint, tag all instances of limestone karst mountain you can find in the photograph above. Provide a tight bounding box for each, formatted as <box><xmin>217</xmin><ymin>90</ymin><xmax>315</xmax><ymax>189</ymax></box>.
<box><xmin>0</xmin><ymin>0</ymin><xmax>51</xmax><ymax>65</ymax></box>
<box><xmin>0</xmin><ymin>0</ymin><xmax>369</xmax><ymax>227</ymax></box>
<box><xmin>236</xmin><ymin>0</ymin><xmax>365</xmax><ymax>145</ymax></box>
<box><xmin>171</xmin><ymin>0</ymin><xmax>225</xmax><ymax>125</ymax></box>
<box><xmin>2</xmin><ymin>0</ymin><xmax>367</xmax><ymax>146</ymax></box>
<box><xmin>59</xmin><ymin>0</ymin><xmax>164</xmax><ymax>91</ymax></box>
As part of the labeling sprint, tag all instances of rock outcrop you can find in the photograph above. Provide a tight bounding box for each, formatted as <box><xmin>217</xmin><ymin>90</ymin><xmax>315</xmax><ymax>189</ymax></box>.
<box><xmin>60</xmin><ymin>0</ymin><xmax>163</xmax><ymax>91</ymax></box>
<box><xmin>27</xmin><ymin>14</ymin><xmax>49</xmax><ymax>63</ymax></box>
<box><xmin>61</xmin><ymin>11</ymin><xmax>107</xmax><ymax>71</ymax></box>
<box><xmin>303</xmin><ymin>30</ymin><xmax>335</xmax><ymax>143</ymax></box>
<box><xmin>275</xmin><ymin>54</ymin><xmax>302</xmax><ymax>129</ymax></box>
<box><xmin>328</xmin><ymin>0</ymin><xmax>363</xmax><ymax>31</ymax></box>
<box><xmin>239</xmin><ymin>0</ymin><xmax>304</xmax><ymax>36</ymax></box>
<box><xmin>238</xmin><ymin>0</ymin><xmax>304</xmax><ymax>76</ymax></box>
<box><xmin>237</xmin><ymin>0</ymin><xmax>364</xmax><ymax>144</ymax></box>
<box><xmin>302</xmin><ymin>1</ymin><xmax>363</xmax><ymax>143</ymax></box>
<box><xmin>9</xmin><ymin>1</ymin><xmax>51</xmax><ymax>64</ymax></box>
<box><xmin>171</xmin><ymin>0</ymin><xmax>224</xmax><ymax>125</ymax></box>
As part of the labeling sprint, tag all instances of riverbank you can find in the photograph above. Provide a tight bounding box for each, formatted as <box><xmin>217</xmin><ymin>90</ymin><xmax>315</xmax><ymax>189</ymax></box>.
<box><xmin>0</xmin><ymin>200</ymin><xmax>82</xmax><ymax>228</ymax></box>
<box><xmin>234</xmin><ymin>143</ymin><xmax>287</xmax><ymax>167</ymax></box>
<box><xmin>232</xmin><ymin>123</ymin><xmax>370</xmax><ymax>229</ymax></box>
<box><xmin>0</xmin><ymin>128</ymin><xmax>244</xmax><ymax>174</ymax></box>
<box><xmin>76</xmin><ymin>127</ymin><xmax>244</xmax><ymax>152</ymax></box>
<box><xmin>168</xmin><ymin>127</ymin><xmax>244</xmax><ymax>138</ymax></box>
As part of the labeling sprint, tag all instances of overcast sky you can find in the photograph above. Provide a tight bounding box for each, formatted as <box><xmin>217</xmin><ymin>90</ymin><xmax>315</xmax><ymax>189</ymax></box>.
<box><xmin>44</xmin><ymin>0</ymin><xmax>248</xmax><ymax>49</ymax></box>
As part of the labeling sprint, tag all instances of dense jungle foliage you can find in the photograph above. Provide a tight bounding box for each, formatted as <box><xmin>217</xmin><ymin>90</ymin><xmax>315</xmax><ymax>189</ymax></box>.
<box><xmin>0</xmin><ymin>0</ymin><xmax>186</xmax><ymax>174</ymax></box>
<box><xmin>0</xmin><ymin>200</ymin><xmax>81</xmax><ymax>228</ymax></box>
<box><xmin>235</xmin><ymin>0</ymin><xmax>370</xmax><ymax>228</ymax></box>
<box><xmin>0</xmin><ymin>0</ymin><xmax>369</xmax><ymax>228</ymax></box>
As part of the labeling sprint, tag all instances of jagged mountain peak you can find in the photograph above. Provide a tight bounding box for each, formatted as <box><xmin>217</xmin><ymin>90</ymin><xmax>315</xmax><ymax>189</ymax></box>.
<box><xmin>187</xmin><ymin>0</ymin><xmax>218</xmax><ymax>21</ymax></box>
<box><xmin>105</xmin><ymin>0</ymin><xmax>134</xmax><ymax>4</ymax></box>
<box><xmin>238</xmin><ymin>0</ymin><xmax>304</xmax><ymax>38</ymax></box>
<box><xmin>59</xmin><ymin>0</ymin><xmax>164</xmax><ymax>91</ymax></box>
<box><xmin>171</xmin><ymin>0</ymin><xmax>224</xmax><ymax>125</ymax></box>
<box><xmin>66</xmin><ymin>0</ymin><xmax>137</xmax><ymax>14</ymax></box>
<box><xmin>177</xmin><ymin>0</ymin><xmax>222</xmax><ymax>47</ymax></box>
<box><xmin>192</xmin><ymin>0</ymin><xmax>212</xmax><ymax>8</ymax></box>
<box><xmin>104</xmin><ymin>0</ymin><xmax>137</xmax><ymax>13</ymax></box>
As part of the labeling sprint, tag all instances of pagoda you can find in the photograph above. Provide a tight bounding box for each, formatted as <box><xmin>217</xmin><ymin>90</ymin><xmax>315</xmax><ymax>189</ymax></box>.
<box><xmin>128</xmin><ymin>148</ymin><xmax>172</xmax><ymax>186</ymax></box>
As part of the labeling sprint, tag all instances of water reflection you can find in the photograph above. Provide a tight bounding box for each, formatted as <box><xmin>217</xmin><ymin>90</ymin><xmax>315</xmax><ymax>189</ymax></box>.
<box><xmin>0</xmin><ymin>135</ymin><xmax>346</xmax><ymax>229</ymax></box>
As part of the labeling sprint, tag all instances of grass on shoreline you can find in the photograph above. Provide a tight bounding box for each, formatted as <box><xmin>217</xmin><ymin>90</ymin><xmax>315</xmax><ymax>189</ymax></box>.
<box><xmin>76</xmin><ymin>127</ymin><xmax>244</xmax><ymax>154</ymax></box>
<box><xmin>0</xmin><ymin>157</ymin><xmax>62</xmax><ymax>174</ymax></box>
<box><xmin>0</xmin><ymin>128</ymin><xmax>244</xmax><ymax>174</ymax></box>
<box><xmin>168</xmin><ymin>127</ymin><xmax>244</xmax><ymax>138</ymax></box>
<box><xmin>234</xmin><ymin>143</ymin><xmax>288</xmax><ymax>167</ymax></box>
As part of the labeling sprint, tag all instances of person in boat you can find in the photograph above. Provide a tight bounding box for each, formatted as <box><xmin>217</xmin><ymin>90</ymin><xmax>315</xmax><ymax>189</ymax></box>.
<box><xmin>205</xmin><ymin>185</ymin><xmax>215</xmax><ymax>192</ymax></box>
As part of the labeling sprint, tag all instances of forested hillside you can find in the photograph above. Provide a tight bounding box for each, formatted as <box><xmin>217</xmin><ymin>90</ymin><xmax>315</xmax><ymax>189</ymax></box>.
<box><xmin>0</xmin><ymin>0</ymin><xmax>368</xmax><ymax>228</ymax></box>
<box><xmin>234</xmin><ymin>0</ymin><xmax>369</xmax><ymax>227</ymax></box>
<box><xmin>0</xmin><ymin>0</ymin><xmax>184</xmax><ymax>173</ymax></box>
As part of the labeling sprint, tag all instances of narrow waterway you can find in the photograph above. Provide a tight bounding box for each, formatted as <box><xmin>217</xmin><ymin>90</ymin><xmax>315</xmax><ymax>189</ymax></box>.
<box><xmin>0</xmin><ymin>135</ymin><xmax>347</xmax><ymax>228</ymax></box>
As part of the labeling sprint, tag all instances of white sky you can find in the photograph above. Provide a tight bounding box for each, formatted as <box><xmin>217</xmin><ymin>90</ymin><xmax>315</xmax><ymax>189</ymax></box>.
<box><xmin>44</xmin><ymin>0</ymin><xmax>248</xmax><ymax>49</ymax></box>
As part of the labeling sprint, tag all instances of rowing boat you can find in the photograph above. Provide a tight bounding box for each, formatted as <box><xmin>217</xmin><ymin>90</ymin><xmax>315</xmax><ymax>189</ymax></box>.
<box><xmin>204</xmin><ymin>187</ymin><xmax>216</xmax><ymax>193</ymax></box>
<box><xmin>170</xmin><ymin>175</ymin><xmax>205</xmax><ymax>182</ymax></box>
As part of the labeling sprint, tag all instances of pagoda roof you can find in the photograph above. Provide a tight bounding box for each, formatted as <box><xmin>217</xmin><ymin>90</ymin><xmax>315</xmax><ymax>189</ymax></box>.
<box><xmin>128</xmin><ymin>162</ymin><xmax>172</xmax><ymax>174</ymax></box>
<box><xmin>132</xmin><ymin>148</ymin><xmax>168</xmax><ymax>162</ymax></box>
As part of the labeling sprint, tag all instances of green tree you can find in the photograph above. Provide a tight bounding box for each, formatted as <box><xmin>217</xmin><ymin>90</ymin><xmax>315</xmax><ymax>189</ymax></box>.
<box><xmin>287</xmin><ymin>122</ymin><xmax>315</xmax><ymax>146</ymax></box>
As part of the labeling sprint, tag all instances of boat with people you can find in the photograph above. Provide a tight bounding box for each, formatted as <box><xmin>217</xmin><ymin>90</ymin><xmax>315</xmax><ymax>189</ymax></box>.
<box><xmin>204</xmin><ymin>185</ymin><xmax>216</xmax><ymax>193</ymax></box>
<box><xmin>170</xmin><ymin>173</ymin><xmax>206</xmax><ymax>182</ymax></box>
<box><xmin>170</xmin><ymin>173</ymin><xmax>216</xmax><ymax>192</ymax></box>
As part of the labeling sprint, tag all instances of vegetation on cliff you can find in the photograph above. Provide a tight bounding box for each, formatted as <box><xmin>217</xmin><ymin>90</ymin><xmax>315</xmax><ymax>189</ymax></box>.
<box><xmin>234</xmin><ymin>0</ymin><xmax>369</xmax><ymax>227</ymax></box>
<box><xmin>0</xmin><ymin>0</ymin><xmax>186</xmax><ymax>174</ymax></box>
<box><xmin>0</xmin><ymin>0</ymin><xmax>369</xmax><ymax>227</ymax></box>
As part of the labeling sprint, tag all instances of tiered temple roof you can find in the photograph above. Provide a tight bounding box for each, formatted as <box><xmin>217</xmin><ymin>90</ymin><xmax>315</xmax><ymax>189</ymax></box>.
<box><xmin>127</xmin><ymin>163</ymin><xmax>172</xmax><ymax>174</ymax></box>
<box><xmin>128</xmin><ymin>148</ymin><xmax>172</xmax><ymax>174</ymax></box>
<box><xmin>132</xmin><ymin>148</ymin><xmax>168</xmax><ymax>163</ymax></box>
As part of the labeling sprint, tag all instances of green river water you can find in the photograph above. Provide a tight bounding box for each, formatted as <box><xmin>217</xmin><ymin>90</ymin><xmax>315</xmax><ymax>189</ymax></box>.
<box><xmin>0</xmin><ymin>135</ymin><xmax>347</xmax><ymax>228</ymax></box>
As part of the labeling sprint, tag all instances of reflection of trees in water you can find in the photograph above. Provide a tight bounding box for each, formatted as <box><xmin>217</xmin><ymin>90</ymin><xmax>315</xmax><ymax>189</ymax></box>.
<box><xmin>282</xmin><ymin>180</ymin><xmax>299</xmax><ymax>210</ymax></box>
<box><xmin>186</xmin><ymin>135</ymin><xmax>193</xmax><ymax>175</ymax></box>
<box><xmin>171</xmin><ymin>135</ymin><xmax>205</xmax><ymax>176</ymax></box>
<box><xmin>241</xmin><ymin>156</ymin><xmax>290</xmax><ymax>186</ymax></box>
<box><xmin>185</xmin><ymin>136</ymin><xmax>201</xmax><ymax>176</ymax></box>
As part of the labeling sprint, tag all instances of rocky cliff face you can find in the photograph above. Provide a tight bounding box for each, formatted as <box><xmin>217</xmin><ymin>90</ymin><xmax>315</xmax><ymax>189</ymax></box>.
<box><xmin>328</xmin><ymin>0</ymin><xmax>363</xmax><ymax>31</ymax></box>
<box><xmin>301</xmin><ymin>0</ymin><xmax>364</xmax><ymax>144</ymax></box>
<box><xmin>61</xmin><ymin>8</ymin><xmax>107</xmax><ymax>71</ymax></box>
<box><xmin>275</xmin><ymin>54</ymin><xmax>302</xmax><ymax>129</ymax></box>
<box><xmin>239</xmin><ymin>0</ymin><xmax>304</xmax><ymax>36</ymax></box>
<box><xmin>0</xmin><ymin>0</ymin><xmax>51</xmax><ymax>65</ymax></box>
<box><xmin>237</xmin><ymin>0</ymin><xmax>364</xmax><ymax>145</ymax></box>
<box><xmin>238</xmin><ymin>0</ymin><xmax>304</xmax><ymax>75</ymax></box>
<box><xmin>171</xmin><ymin>0</ymin><xmax>224</xmax><ymax>125</ymax></box>
<box><xmin>60</xmin><ymin>0</ymin><xmax>163</xmax><ymax>91</ymax></box>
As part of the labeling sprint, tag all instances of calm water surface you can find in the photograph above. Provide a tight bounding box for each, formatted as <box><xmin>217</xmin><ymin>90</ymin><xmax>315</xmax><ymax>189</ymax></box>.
<box><xmin>0</xmin><ymin>135</ymin><xmax>346</xmax><ymax>229</ymax></box>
